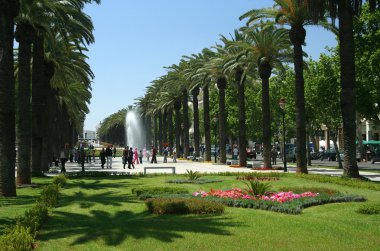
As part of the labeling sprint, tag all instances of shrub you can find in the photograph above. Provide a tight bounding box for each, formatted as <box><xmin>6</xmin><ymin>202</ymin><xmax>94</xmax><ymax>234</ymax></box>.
<box><xmin>132</xmin><ymin>187</ymin><xmax>189</xmax><ymax>196</ymax></box>
<box><xmin>16</xmin><ymin>203</ymin><xmax>48</xmax><ymax>237</ymax></box>
<box><xmin>38</xmin><ymin>184</ymin><xmax>60</xmax><ymax>208</ymax></box>
<box><xmin>237</xmin><ymin>174</ymin><xmax>280</xmax><ymax>181</ymax></box>
<box><xmin>0</xmin><ymin>225</ymin><xmax>34</xmax><ymax>251</ymax></box>
<box><xmin>296</xmin><ymin>174</ymin><xmax>380</xmax><ymax>191</ymax></box>
<box><xmin>52</xmin><ymin>174</ymin><xmax>67</xmax><ymax>187</ymax></box>
<box><xmin>244</xmin><ymin>181</ymin><xmax>272</xmax><ymax>196</ymax></box>
<box><xmin>356</xmin><ymin>203</ymin><xmax>380</xmax><ymax>215</ymax></box>
<box><xmin>145</xmin><ymin>198</ymin><xmax>224</xmax><ymax>215</ymax></box>
<box><xmin>279</xmin><ymin>186</ymin><xmax>338</xmax><ymax>195</ymax></box>
<box><xmin>186</xmin><ymin>169</ymin><xmax>201</xmax><ymax>180</ymax></box>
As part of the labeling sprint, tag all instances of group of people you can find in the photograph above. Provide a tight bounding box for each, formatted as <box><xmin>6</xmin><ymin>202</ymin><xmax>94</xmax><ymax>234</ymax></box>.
<box><xmin>121</xmin><ymin>146</ymin><xmax>143</xmax><ymax>169</ymax></box>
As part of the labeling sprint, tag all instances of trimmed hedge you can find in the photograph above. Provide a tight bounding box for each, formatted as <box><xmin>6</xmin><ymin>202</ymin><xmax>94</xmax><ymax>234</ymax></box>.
<box><xmin>132</xmin><ymin>187</ymin><xmax>190</xmax><ymax>200</ymax></box>
<box><xmin>296</xmin><ymin>174</ymin><xmax>380</xmax><ymax>191</ymax></box>
<box><xmin>356</xmin><ymin>203</ymin><xmax>380</xmax><ymax>215</ymax></box>
<box><xmin>201</xmin><ymin>193</ymin><xmax>366</xmax><ymax>214</ymax></box>
<box><xmin>0</xmin><ymin>180</ymin><xmax>64</xmax><ymax>250</ymax></box>
<box><xmin>279</xmin><ymin>186</ymin><xmax>339</xmax><ymax>196</ymax></box>
<box><xmin>166</xmin><ymin>179</ymin><xmax>223</xmax><ymax>184</ymax></box>
<box><xmin>145</xmin><ymin>198</ymin><xmax>225</xmax><ymax>215</ymax></box>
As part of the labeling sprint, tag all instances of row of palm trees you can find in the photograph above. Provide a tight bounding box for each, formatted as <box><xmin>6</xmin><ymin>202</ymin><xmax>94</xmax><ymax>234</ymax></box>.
<box><xmin>133</xmin><ymin>1</ymin><xmax>378</xmax><ymax>178</ymax></box>
<box><xmin>0</xmin><ymin>0</ymin><xmax>100</xmax><ymax>197</ymax></box>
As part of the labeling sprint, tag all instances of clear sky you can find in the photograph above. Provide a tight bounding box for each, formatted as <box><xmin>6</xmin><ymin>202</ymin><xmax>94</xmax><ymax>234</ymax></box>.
<box><xmin>83</xmin><ymin>0</ymin><xmax>337</xmax><ymax>131</ymax></box>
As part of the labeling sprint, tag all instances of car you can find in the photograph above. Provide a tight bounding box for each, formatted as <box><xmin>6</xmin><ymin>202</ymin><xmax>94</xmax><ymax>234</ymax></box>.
<box><xmin>372</xmin><ymin>148</ymin><xmax>380</xmax><ymax>164</ymax></box>
<box><xmin>285</xmin><ymin>147</ymin><xmax>296</xmax><ymax>162</ymax></box>
<box><xmin>321</xmin><ymin>149</ymin><xmax>336</xmax><ymax>161</ymax></box>
<box><xmin>338</xmin><ymin>149</ymin><xmax>362</xmax><ymax>162</ymax></box>
<box><xmin>246</xmin><ymin>149</ymin><xmax>257</xmax><ymax>159</ymax></box>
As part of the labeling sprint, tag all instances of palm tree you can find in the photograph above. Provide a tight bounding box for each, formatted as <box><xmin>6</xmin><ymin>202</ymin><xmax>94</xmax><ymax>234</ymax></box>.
<box><xmin>238</xmin><ymin>24</ymin><xmax>292</xmax><ymax>168</ymax></box>
<box><xmin>0</xmin><ymin>0</ymin><xmax>19</xmax><ymax>196</ymax></box>
<box><xmin>307</xmin><ymin>0</ymin><xmax>379</xmax><ymax>177</ymax></box>
<box><xmin>240</xmin><ymin>0</ymin><xmax>322</xmax><ymax>173</ymax></box>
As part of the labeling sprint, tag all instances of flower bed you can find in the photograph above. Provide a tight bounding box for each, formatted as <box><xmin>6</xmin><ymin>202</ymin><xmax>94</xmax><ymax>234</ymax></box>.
<box><xmin>192</xmin><ymin>188</ymin><xmax>366</xmax><ymax>214</ymax></box>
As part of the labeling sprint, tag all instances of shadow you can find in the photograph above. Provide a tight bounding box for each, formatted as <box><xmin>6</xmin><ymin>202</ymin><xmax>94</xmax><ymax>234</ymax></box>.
<box><xmin>59</xmin><ymin>191</ymin><xmax>139</xmax><ymax>208</ymax></box>
<box><xmin>39</xmin><ymin>210</ymin><xmax>240</xmax><ymax>246</ymax></box>
<box><xmin>0</xmin><ymin>195</ymin><xmax>38</xmax><ymax>206</ymax></box>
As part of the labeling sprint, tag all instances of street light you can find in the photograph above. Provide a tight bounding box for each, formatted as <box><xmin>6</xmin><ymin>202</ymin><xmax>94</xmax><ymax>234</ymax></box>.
<box><xmin>279</xmin><ymin>98</ymin><xmax>287</xmax><ymax>172</ymax></box>
<box><xmin>213</xmin><ymin>114</ymin><xmax>218</xmax><ymax>163</ymax></box>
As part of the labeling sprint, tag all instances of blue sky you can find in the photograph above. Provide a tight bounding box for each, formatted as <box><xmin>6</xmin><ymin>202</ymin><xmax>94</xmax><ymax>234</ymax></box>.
<box><xmin>84</xmin><ymin>0</ymin><xmax>337</xmax><ymax>131</ymax></box>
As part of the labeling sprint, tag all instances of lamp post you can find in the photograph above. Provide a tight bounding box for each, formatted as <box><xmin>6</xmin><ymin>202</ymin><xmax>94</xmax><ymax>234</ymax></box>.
<box><xmin>213</xmin><ymin>114</ymin><xmax>218</xmax><ymax>163</ymax></box>
<box><xmin>279</xmin><ymin>98</ymin><xmax>287</xmax><ymax>172</ymax></box>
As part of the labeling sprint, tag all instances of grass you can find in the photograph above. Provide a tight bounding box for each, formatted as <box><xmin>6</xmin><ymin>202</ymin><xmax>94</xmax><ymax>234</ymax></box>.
<box><xmin>1</xmin><ymin>175</ymin><xmax>380</xmax><ymax>250</ymax></box>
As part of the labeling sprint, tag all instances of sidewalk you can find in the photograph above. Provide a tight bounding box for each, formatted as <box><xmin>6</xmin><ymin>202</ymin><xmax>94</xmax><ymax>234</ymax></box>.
<box><xmin>61</xmin><ymin>156</ymin><xmax>380</xmax><ymax>182</ymax></box>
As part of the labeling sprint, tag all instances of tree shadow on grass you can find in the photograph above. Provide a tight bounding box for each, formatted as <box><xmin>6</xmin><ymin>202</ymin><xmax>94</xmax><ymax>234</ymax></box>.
<box><xmin>59</xmin><ymin>191</ymin><xmax>139</xmax><ymax>209</ymax></box>
<box><xmin>39</xmin><ymin>210</ymin><xmax>240</xmax><ymax>246</ymax></box>
<box><xmin>0</xmin><ymin>195</ymin><xmax>38</xmax><ymax>206</ymax></box>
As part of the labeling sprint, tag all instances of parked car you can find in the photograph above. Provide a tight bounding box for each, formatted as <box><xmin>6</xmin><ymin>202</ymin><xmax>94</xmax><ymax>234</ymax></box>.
<box><xmin>321</xmin><ymin>149</ymin><xmax>336</xmax><ymax>161</ymax></box>
<box><xmin>372</xmin><ymin>148</ymin><xmax>380</xmax><ymax>164</ymax></box>
<box><xmin>285</xmin><ymin>147</ymin><xmax>296</xmax><ymax>163</ymax></box>
<box><xmin>339</xmin><ymin>149</ymin><xmax>361</xmax><ymax>162</ymax></box>
<box><xmin>246</xmin><ymin>149</ymin><xmax>257</xmax><ymax>159</ymax></box>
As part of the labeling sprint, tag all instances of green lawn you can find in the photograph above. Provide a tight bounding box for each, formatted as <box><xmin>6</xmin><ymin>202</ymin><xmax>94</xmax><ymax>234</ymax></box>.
<box><xmin>1</xmin><ymin>175</ymin><xmax>380</xmax><ymax>251</ymax></box>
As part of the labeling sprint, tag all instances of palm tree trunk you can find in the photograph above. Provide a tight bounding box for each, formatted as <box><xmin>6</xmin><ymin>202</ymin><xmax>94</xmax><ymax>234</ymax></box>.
<box><xmin>203</xmin><ymin>85</ymin><xmax>211</xmax><ymax>161</ymax></box>
<box><xmin>15</xmin><ymin>24</ymin><xmax>34</xmax><ymax>185</ymax></box>
<box><xmin>0</xmin><ymin>2</ymin><xmax>18</xmax><ymax>196</ymax></box>
<box><xmin>168</xmin><ymin>109</ymin><xmax>173</xmax><ymax>154</ymax></box>
<box><xmin>162</xmin><ymin>111</ymin><xmax>167</xmax><ymax>146</ymax></box>
<box><xmin>338</xmin><ymin>0</ymin><xmax>360</xmax><ymax>177</ymax></box>
<box><xmin>192</xmin><ymin>87</ymin><xmax>200</xmax><ymax>157</ymax></box>
<box><xmin>236</xmin><ymin>69</ymin><xmax>247</xmax><ymax>167</ymax></box>
<box><xmin>146</xmin><ymin>115</ymin><xmax>151</xmax><ymax>147</ymax></box>
<box><xmin>217</xmin><ymin>77</ymin><xmax>227</xmax><ymax>164</ymax></box>
<box><xmin>154</xmin><ymin>114</ymin><xmax>158</xmax><ymax>148</ymax></box>
<box><xmin>182</xmin><ymin>89</ymin><xmax>189</xmax><ymax>158</ymax></box>
<box><xmin>290</xmin><ymin>24</ymin><xmax>308</xmax><ymax>174</ymax></box>
<box><xmin>174</xmin><ymin>100</ymin><xmax>181</xmax><ymax>158</ymax></box>
<box><xmin>158</xmin><ymin>112</ymin><xmax>163</xmax><ymax>152</ymax></box>
<box><xmin>31</xmin><ymin>35</ymin><xmax>45</xmax><ymax>176</ymax></box>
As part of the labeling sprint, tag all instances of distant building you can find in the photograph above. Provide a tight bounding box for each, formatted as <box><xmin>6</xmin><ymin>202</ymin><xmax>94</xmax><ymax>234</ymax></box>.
<box><xmin>82</xmin><ymin>130</ymin><xmax>96</xmax><ymax>141</ymax></box>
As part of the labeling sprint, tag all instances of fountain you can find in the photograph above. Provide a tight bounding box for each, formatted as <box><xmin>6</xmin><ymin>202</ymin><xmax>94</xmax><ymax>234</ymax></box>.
<box><xmin>125</xmin><ymin>110</ymin><xmax>145</xmax><ymax>149</ymax></box>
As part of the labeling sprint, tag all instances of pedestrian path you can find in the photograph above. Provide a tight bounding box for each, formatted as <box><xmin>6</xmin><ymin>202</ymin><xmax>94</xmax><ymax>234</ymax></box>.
<box><xmin>62</xmin><ymin>156</ymin><xmax>380</xmax><ymax>182</ymax></box>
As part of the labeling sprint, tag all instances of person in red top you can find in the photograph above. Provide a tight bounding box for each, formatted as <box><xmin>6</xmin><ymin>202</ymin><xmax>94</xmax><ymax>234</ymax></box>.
<box><xmin>151</xmin><ymin>146</ymin><xmax>157</xmax><ymax>163</ymax></box>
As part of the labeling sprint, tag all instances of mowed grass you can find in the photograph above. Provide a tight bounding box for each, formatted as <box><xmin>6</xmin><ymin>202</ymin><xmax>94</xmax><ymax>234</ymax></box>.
<box><xmin>1</xmin><ymin>175</ymin><xmax>380</xmax><ymax>251</ymax></box>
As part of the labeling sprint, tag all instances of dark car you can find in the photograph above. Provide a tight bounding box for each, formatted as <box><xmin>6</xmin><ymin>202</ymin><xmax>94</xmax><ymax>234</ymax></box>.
<box><xmin>321</xmin><ymin>149</ymin><xmax>336</xmax><ymax>161</ymax></box>
<box><xmin>246</xmin><ymin>149</ymin><xmax>257</xmax><ymax>159</ymax></box>
<box><xmin>372</xmin><ymin>148</ymin><xmax>380</xmax><ymax>164</ymax></box>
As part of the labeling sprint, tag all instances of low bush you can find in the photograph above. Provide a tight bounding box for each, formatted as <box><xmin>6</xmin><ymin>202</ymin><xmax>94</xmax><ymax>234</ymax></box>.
<box><xmin>279</xmin><ymin>186</ymin><xmax>338</xmax><ymax>195</ymax></box>
<box><xmin>186</xmin><ymin>169</ymin><xmax>201</xmax><ymax>180</ymax></box>
<box><xmin>237</xmin><ymin>173</ymin><xmax>280</xmax><ymax>181</ymax></box>
<box><xmin>38</xmin><ymin>184</ymin><xmax>60</xmax><ymax>208</ymax></box>
<box><xmin>356</xmin><ymin>203</ymin><xmax>380</xmax><ymax>215</ymax></box>
<box><xmin>52</xmin><ymin>174</ymin><xmax>67</xmax><ymax>187</ymax></box>
<box><xmin>296</xmin><ymin>174</ymin><xmax>380</xmax><ymax>191</ymax></box>
<box><xmin>244</xmin><ymin>181</ymin><xmax>272</xmax><ymax>196</ymax></box>
<box><xmin>64</xmin><ymin>171</ymin><xmax>132</xmax><ymax>178</ymax></box>
<box><xmin>132</xmin><ymin>187</ymin><xmax>189</xmax><ymax>196</ymax></box>
<box><xmin>145</xmin><ymin>198</ymin><xmax>224</xmax><ymax>215</ymax></box>
<box><xmin>166</xmin><ymin>179</ymin><xmax>223</xmax><ymax>184</ymax></box>
<box><xmin>0</xmin><ymin>225</ymin><xmax>34</xmax><ymax>251</ymax></box>
<box><xmin>16</xmin><ymin>203</ymin><xmax>48</xmax><ymax>237</ymax></box>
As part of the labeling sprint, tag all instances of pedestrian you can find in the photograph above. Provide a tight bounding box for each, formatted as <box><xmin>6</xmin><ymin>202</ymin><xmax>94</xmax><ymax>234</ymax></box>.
<box><xmin>113</xmin><ymin>146</ymin><xmax>117</xmax><ymax>158</ymax></box>
<box><xmin>233</xmin><ymin>146</ymin><xmax>239</xmax><ymax>160</ymax></box>
<box><xmin>80</xmin><ymin>147</ymin><xmax>86</xmax><ymax>172</ymax></box>
<box><xmin>163</xmin><ymin>147</ymin><xmax>168</xmax><ymax>163</ymax></box>
<box><xmin>173</xmin><ymin>147</ymin><xmax>177</xmax><ymax>163</ymax></box>
<box><xmin>122</xmin><ymin>146</ymin><xmax>129</xmax><ymax>169</ymax></box>
<box><xmin>59</xmin><ymin>146</ymin><xmax>68</xmax><ymax>173</ymax></box>
<box><xmin>100</xmin><ymin>148</ymin><xmax>106</xmax><ymax>168</ymax></box>
<box><xmin>271</xmin><ymin>147</ymin><xmax>277</xmax><ymax>165</ymax></box>
<box><xmin>151</xmin><ymin>146</ymin><xmax>157</xmax><ymax>163</ymax></box>
<box><xmin>139</xmin><ymin>150</ymin><xmax>143</xmax><ymax>164</ymax></box>
<box><xmin>87</xmin><ymin>147</ymin><xmax>92</xmax><ymax>164</ymax></box>
<box><xmin>106</xmin><ymin>145</ymin><xmax>113</xmax><ymax>168</ymax></box>
<box><xmin>69</xmin><ymin>146</ymin><xmax>74</xmax><ymax>162</ymax></box>
<box><xmin>133</xmin><ymin>148</ymin><xmax>139</xmax><ymax>164</ymax></box>
<box><xmin>146</xmin><ymin>149</ymin><xmax>151</xmax><ymax>162</ymax></box>
<box><xmin>128</xmin><ymin>147</ymin><xmax>135</xmax><ymax>169</ymax></box>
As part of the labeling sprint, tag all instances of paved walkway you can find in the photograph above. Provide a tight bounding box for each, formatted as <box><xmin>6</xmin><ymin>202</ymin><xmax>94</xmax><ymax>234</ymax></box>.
<box><xmin>61</xmin><ymin>156</ymin><xmax>380</xmax><ymax>182</ymax></box>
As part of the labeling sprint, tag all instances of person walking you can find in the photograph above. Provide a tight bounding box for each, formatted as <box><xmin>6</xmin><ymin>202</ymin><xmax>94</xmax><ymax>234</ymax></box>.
<box><xmin>163</xmin><ymin>147</ymin><xmax>168</xmax><ymax>163</ymax></box>
<box><xmin>80</xmin><ymin>147</ymin><xmax>86</xmax><ymax>172</ymax></box>
<box><xmin>59</xmin><ymin>146</ymin><xmax>68</xmax><ymax>173</ymax></box>
<box><xmin>122</xmin><ymin>146</ymin><xmax>129</xmax><ymax>169</ymax></box>
<box><xmin>151</xmin><ymin>146</ymin><xmax>157</xmax><ymax>163</ymax></box>
<box><xmin>100</xmin><ymin>148</ymin><xmax>106</xmax><ymax>168</ymax></box>
<box><xmin>271</xmin><ymin>147</ymin><xmax>277</xmax><ymax>165</ymax></box>
<box><xmin>113</xmin><ymin>146</ymin><xmax>117</xmax><ymax>158</ymax></box>
<box><xmin>128</xmin><ymin>147</ymin><xmax>135</xmax><ymax>169</ymax></box>
<box><xmin>173</xmin><ymin>147</ymin><xmax>177</xmax><ymax>163</ymax></box>
<box><xmin>139</xmin><ymin>150</ymin><xmax>143</xmax><ymax>164</ymax></box>
<box><xmin>233</xmin><ymin>146</ymin><xmax>239</xmax><ymax>160</ymax></box>
<box><xmin>133</xmin><ymin>148</ymin><xmax>139</xmax><ymax>164</ymax></box>
<box><xmin>106</xmin><ymin>145</ymin><xmax>113</xmax><ymax>168</ymax></box>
